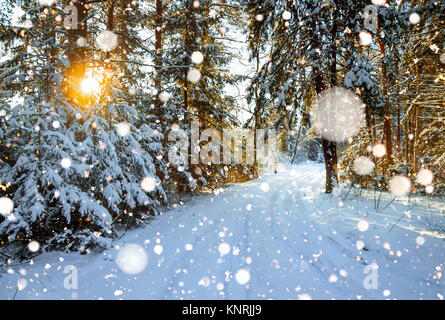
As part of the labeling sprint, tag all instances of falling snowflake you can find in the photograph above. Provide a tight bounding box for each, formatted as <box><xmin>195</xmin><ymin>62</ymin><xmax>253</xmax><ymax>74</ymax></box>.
<box><xmin>372</xmin><ymin>143</ymin><xmax>386</xmax><ymax>158</ymax></box>
<box><xmin>141</xmin><ymin>176</ymin><xmax>157</xmax><ymax>192</ymax></box>
<box><xmin>158</xmin><ymin>91</ymin><xmax>170</xmax><ymax>103</ymax></box>
<box><xmin>115</xmin><ymin>122</ymin><xmax>131</xmax><ymax>137</ymax></box>
<box><xmin>216</xmin><ymin>282</ymin><xmax>224</xmax><ymax>290</ymax></box>
<box><xmin>235</xmin><ymin>269</ymin><xmax>250</xmax><ymax>285</ymax></box>
<box><xmin>353</xmin><ymin>156</ymin><xmax>375</xmax><ymax>176</ymax></box>
<box><xmin>311</xmin><ymin>87</ymin><xmax>365</xmax><ymax>142</ymax></box>
<box><xmin>114</xmin><ymin>290</ymin><xmax>123</xmax><ymax>297</ymax></box>
<box><xmin>76</xmin><ymin>37</ymin><xmax>87</xmax><ymax>48</ymax></box>
<box><xmin>28</xmin><ymin>241</ymin><xmax>40</xmax><ymax>253</ymax></box>
<box><xmin>409</xmin><ymin>13</ymin><xmax>420</xmax><ymax>24</ymax></box>
<box><xmin>191</xmin><ymin>51</ymin><xmax>204</xmax><ymax>64</ymax></box>
<box><xmin>61</xmin><ymin>157</ymin><xmax>72</xmax><ymax>169</ymax></box>
<box><xmin>96</xmin><ymin>30</ymin><xmax>118</xmax><ymax>52</ymax></box>
<box><xmin>187</xmin><ymin>68</ymin><xmax>201</xmax><ymax>83</ymax></box>
<box><xmin>39</xmin><ymin>0</ymin><xmax>57</xmax><ymax>5</ymax></box>
<box><xmin>356</xmin><ymin>240</ymin><xmax>365</xmax><ymax>250</ymax></box>
<box><xmin>218</xmin><ymin>242</ymin><xmax>231</xmax><ymax>256</ymax></box>
<box><xmin>416</xmin><ymin>169</ymin><xmax>433</xmax><ymax>186</ymax></box>
<box><xmin>425</xmin><ymin>185</ymin><xmax>434</xmax><ymax>194</ymax></box>
<box><xmin>170</xmin><ymin>123</ymin><xmax>180</xmax><ymax>131</ymax></box>
<box><xmin>298</xmin><ymin>293</ymin><xmax>312</xmax><ymax>300</ymax></box>
<box><xmin>416</xmin><ymin>236</ymin><xmax>425</xmax><ymax>246</ymax></box>
<box><xmin>154</xmin><ymin>244</ymin><xmax>163</xmax><ymax>255</ymax></box>
<box><xmin>429</xmin><ymin>44</ymin><xmax>439</xmax><ymax>53</ymax></box>
<box><xmin>282</xmin><ymin>11</ymin><xmax>291</xmax><ymax>20</ymax></box>
<box><xmin>371</xmin><ymin>0</ymin><xmax>387</xmax><ymax>6</ymax></box>
<box><xmin>255</xmin><ymin>14</ymin><xmax>264</xmax><ymax>22</ymax></box>
<box><xmin>198</xmin><ymin>276</ymin><xmax>210</xmax><ymax>287</ymax></box>
<box><xmin>115</xmin><ymin>244</ymin><xmax>148</xmax><ymax>275</ymax></box>
<box><xmin>209</xmin><ymin>9</ymin><xmax>217</xmax><ymax>18</ymax></box>
<box><xmin>359</xmin><ymin>31</ymin><xmax>373</xmax><ymax>46</ymax></box>
<box><xmin>389</xmin><ymin>175</ymin><xmax>411</xmax><ymax>197</ymax></box>
<box><xmin>0</xmin><ymin>197</ymin><xmax>14</xmax><ymax>216</ymax></box>
<box><xmin>357</xmin><ymin>220</ymin><xmax>369</xmax><ymax>232</ymax></box>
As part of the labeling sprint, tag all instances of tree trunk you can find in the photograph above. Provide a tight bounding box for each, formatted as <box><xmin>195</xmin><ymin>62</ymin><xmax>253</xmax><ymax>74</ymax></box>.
<box><xmin>396</xmin><ymin>107</ymin><xmax>401</xmax><ymax>155</ymax></box>
<box><xmin>318</xmin><ymin>7</ymin><xmax>339</xmax><ymax>194</ymax></box>
<box><xmin>405</xmin><ymin>120</ymin><xmax>409</xmax><ymax>164</ymax></box>
<box><xmin>65</xmin><ymin>0</ymin><xmax>88</xmax><ymax>107</ymax></box>
<box><xmin>155</xmin><ymin>0</ymin><xmax>163</xmax><ymax>109</ymax></box>
<box><xmin>413</xmin><ymin>106</ymin><xmax>419</xmax><ymax>170</ymax></box>
<box><xmin>315</xmin><ymin>70</ymin><xmax>337</xmax><ymax>194</ymax></box>
<box><xmin>105</xmin><ymin>2</ymin><xmax>115</xmax><ymax>61</ymax></box>
<box><xmin>183</xmin><ymin>2</ymin><xmax>191</xmax><ymax>124</ymax></box>
<box><xmin>252</xmin><ymin>50</ymin><xmax>261</xmax><ymax>178</ymax></box>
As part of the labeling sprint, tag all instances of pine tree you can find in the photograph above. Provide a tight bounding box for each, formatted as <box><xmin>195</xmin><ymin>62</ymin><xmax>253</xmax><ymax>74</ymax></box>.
<box><xmin>0</xmin><ymin>1</ymin><xmax>114</xmax><ymax>254</ymax></box>
<box><xmin>148</xmin><ymin>0</ymin><xmax>240</xmax><ymax>192</ymax></box>
<box><xmin>0</xmin><ymin>0</ymin><xmax>168</xmax><ymax>257</ymax></box>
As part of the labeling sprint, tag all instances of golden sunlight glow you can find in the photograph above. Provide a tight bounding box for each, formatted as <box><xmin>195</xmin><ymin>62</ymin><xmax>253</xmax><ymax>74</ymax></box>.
<box><xmin>81</xmin><ymin>77</ymin><xmax>101</xmax><ymax>95</ymax></box>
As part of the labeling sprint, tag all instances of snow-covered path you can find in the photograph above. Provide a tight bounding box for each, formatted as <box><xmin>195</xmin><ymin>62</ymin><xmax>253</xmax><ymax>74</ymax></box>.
<box><xmin>1</xmin><ymin>163</ymin><xmax>444</xmax><ymax>300</ymax></box>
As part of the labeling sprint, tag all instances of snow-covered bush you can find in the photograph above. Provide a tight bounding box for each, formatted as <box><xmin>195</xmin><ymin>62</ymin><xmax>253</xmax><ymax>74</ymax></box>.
<box><xmin>0</xmin><ymin>98</ymin><xmax>115</xmax><ymax>253</ymax></box>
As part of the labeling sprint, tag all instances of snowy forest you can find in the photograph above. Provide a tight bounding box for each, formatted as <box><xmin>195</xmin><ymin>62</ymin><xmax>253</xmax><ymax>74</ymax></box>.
<box><xmin>0</xmin><ymin>0</ymin><xmax>444</xmax><ymax>300</ymax></box>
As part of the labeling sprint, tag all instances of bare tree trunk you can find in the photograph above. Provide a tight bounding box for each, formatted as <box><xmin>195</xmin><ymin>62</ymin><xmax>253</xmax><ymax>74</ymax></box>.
<box><xmin>183</xmin><ymin>1</ymin><xmax>191</xmax><ymax>124</ymax></box>
<box><xmin>396</xmin><ymin>107</ymin><xmax>401</xmax><ymax>155</ymax></box>
<box><xmin>413</xmin><ymin>106</ymin><xmax>419</xmax><ymax>170</ymax></box>
<box><xmin>319</xmin><ymin>8</ymin><xmax>339</xmax><ymax>194</ymax></box>
<box><xmin>405</xmin><ymin>120</ymin><xmax>409</xmax><ymax>163</ymax></box>
<box><xmin>65</xmin><ymin>0</ymin><xmax>88</xmax><ymax>106</ymax></box>
<box><xmin>316</xmin><ymin>71</ymin><xmax>337</xmax><ymax>194</ymax></box>
<box><xmin>105</xmin><ymin>2</ymin><xmax>115</xmax><ymax>61</ymax></box>
<box><xmin>253</xmin><ymin>50</ymin><xmax>261</xmax><ymax>178</ymax></box>
<box><xmin>155</xmin><ymin>0</ymin><xmax>163</xmax><ymax>109</ymax></box>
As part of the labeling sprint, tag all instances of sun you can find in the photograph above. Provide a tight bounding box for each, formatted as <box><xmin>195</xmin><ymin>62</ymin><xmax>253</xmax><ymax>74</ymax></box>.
<box><xmin>81</xmin><ymin>77</ymin><xmax>101</xmax><ymax>95</ymax></box>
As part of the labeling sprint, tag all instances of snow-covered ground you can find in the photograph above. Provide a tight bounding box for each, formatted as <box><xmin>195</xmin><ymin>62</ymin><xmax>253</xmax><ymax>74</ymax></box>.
<box><xmin>0</xmin><ymin>163</ymin><xmax>444</xmax><ymax>300</ymax></box>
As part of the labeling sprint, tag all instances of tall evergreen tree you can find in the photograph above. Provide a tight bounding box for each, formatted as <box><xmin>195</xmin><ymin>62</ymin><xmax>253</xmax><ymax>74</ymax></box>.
<box><xmin>0</xmin><ymin>0</ymin><xmax>167</xmax><ymax>256</ymax></box>
<box><xmin>147</xmin><ymin>0</ymin><xmax>241</xmax><ymax>192</ymax></box>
